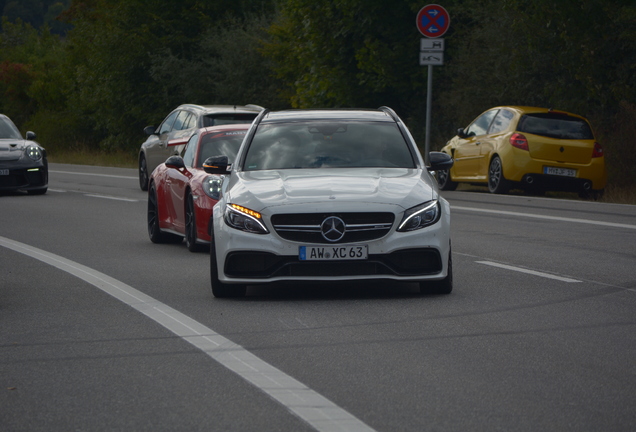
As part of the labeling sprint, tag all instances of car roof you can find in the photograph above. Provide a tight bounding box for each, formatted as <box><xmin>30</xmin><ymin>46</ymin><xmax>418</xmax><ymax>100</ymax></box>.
<box><xmin>491</xmin><ymin>106</ymin><xmax>588</xmax><ymax>120</ymax></box>
<box><xmin>176</xmin><ymin>104</ymin><xmax>264</xmax><ymax>115</ymax></box>
<box><xmin>261</xmin><ymin>109</ymin><xmax>396</xmax><ymax>123</ymax></box>
<box><xmin>198</xmin><ymin>123</ymin><xmax>251</xmax><ymax>135</ymax></box>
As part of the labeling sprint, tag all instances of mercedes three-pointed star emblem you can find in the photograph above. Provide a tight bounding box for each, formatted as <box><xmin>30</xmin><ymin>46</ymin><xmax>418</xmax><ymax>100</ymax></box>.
<box><xmin>321</xmin><ymin>216</ymin><xmax>346</xmax><ymax>242</ymax></box>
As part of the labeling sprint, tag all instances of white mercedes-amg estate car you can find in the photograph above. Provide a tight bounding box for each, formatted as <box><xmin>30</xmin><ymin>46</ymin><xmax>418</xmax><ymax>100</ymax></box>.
<box><xmin>204</xmin><ymin>107</ymin><xmax>454</xmax><ymax>297</ymax></box>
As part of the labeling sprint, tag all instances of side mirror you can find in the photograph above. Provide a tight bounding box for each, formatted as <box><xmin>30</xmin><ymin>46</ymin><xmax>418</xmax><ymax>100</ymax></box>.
<box><xmin>144</xmin><ymin>125</ymin><xmax>156</xmax><ymax>135</ymax></box>
<box><xmin>165</xmin><ymin>155</ymin><xmax>185</xmax><ymax>169</ymax></box>
<box><xmin>428</xmin><ymin>151</ymin><xmax>454</xmax><ymax>171</ymax></box>
<box><xmin>26</xmin><ymin>131</ymin><xmax>37</xmax><ymax>140</ymax></box>
<box><xmin>203</xmin><ymin>156</ymin><xmax>231</xmax><ymax>174</ymax></box>
<box><xmin>457</xmin><ymin>128</ymin><xmax>467</xmax><ymax>139</ymax></box>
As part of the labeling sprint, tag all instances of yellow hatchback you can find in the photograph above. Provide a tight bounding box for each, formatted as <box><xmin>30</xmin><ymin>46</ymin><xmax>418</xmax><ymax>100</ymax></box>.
<box><xmin>436</xmin><ymin>106</ymin><xmax>606</xmax><ymax>197</ymax></box>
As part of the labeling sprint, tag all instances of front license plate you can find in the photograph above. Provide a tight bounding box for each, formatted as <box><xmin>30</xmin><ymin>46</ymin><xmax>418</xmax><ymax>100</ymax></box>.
<box><xmin>0</xmin><ymin>169</ymin><xmax>9</xmax><ymax>175</ymax></box>
<box><xmin>299</xmin><ymin>245</ymin><xmax>368</xmax><ymax>261</ymax></box>
<box><xmin>544</xmin><ymin>166</ymin><xmax>576</xmax><ymax>177</ymax></box>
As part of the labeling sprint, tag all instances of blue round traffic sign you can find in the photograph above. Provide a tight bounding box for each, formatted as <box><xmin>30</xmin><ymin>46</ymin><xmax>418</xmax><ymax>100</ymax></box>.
<box><xmin>416</xmin><ymin>4</ymin><xmax>450</xmax><ymax>38</ymax></box>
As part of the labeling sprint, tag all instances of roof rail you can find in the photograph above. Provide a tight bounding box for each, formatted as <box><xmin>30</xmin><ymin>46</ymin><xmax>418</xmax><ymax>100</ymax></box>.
<box><xmin>378</xmin><ymin>106</ymin><xmax>399</xmax><ymax>122</ymax></box>
<box><xmin>252</xmin><ymin>108</ymin><xmax>270</xmax><ymax>126</ymax></box>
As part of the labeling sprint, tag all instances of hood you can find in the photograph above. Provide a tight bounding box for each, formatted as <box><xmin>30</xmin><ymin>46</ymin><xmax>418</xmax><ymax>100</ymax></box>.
<box><xmin>226</xmin><ymin>168</ymin><xmax>436</xmax><ymax>213</ymax></box>
<box><xmin>0</xmin><ymin>139</ymin><xmax>28</xmax><ymax>161</ymax></box>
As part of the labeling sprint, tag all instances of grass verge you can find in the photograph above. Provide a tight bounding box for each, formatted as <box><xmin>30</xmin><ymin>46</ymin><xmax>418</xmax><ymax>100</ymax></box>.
<box><xmin>48</xmin><ymin>148</ymin><xmax>137</xmax><ymax>169</ymax></box>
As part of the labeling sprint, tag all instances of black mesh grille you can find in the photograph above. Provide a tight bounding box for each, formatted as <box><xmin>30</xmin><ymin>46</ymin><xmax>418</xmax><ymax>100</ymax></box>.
<box><xmin>271</xmin><ymin>212</ymin><xmax>395</xmax><ymax>244</ymax></box>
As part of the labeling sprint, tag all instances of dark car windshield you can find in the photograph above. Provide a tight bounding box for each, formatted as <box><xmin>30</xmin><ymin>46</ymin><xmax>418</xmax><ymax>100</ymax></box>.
<box><xmin>0</xmin><ymin>116</ymin><xmax>22</xmax><ymax>139</ymax></box>
<box><xmin>243</xmin><ymin>121</ymin><xmax>416</xmax><ymax>171</ymax></box>
<box><xmin>202</xmin><ymin>114</ymin><xmax>258</xmax><ymax>127</ymax></box>
<box><xmin>517</xmin><ymin>113</ymin><xmax>594</xmax><ymax>140</ymax></box>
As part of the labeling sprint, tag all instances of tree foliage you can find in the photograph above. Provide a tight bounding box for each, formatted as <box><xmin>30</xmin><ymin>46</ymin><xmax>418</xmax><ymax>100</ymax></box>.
<box><xmin>0</xmin><ymin>0</ymin><xmax>633</xmax><ymax>185</ymax></box>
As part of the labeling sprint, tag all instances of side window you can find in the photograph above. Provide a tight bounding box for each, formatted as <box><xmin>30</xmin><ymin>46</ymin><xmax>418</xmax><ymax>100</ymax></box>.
<box><xmin>183</xmin><ymin>113</ymin><xmax>196</xmax><ymax>130</ymax></box>
<box><xmin>465</xmin><ymin>109</ymin><xmax>498</xmax><ymax>137</ymax></box>
<box><xmin>158</xmin><ymin>111</ymin><xmax>179</xmax><ymax>135</ymax></box>
<box><xmin>173</xmin><ymin>110</ymin><xmax>190</xmax><ymax>131</ymax></box>
<box><xmin>182</xmin><ymin>134</ymin><xmax>198</xmax><ymax>167</ymax></box>
<box><xmin>488</xmin><ymin>109</ymin><xmax>514</xmax><ymax>134</ymax></box>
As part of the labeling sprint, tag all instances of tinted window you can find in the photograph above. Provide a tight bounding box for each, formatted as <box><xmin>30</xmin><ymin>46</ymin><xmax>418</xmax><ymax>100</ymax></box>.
<box><xmin>243</xmin><ymin>121</ymin><xmax>415</xmax><ymax>171</ymax></box>
<box><xmin>158</xmin><ymin>111</ymin><xmax>179</xmax><ymax>135</ymax></box>
<box><xmin>0</xmin><ymin>116</ymin><xmax>22</xmax><ymax>139</ymax></box>
<box><xmin>196</xmin><ymin>130</ymin><xmax>247</xmax><ymax>167</ymax></box>
<box><xmin>488</xmin><ymin>109</ymin><xmax>514</xmax><ymax>134</ymax></box>
<box><xmin>202</xmin><ymin>114</ymin><xmax>258</xmax><ymax>127</ymax></box>
<box><xmin>465</xmin><ymin>109</ymin><xmax>498</xmax><ymax>137</ymax></box>
<box><xmin>517</xmin><ymin>113</ymin><xmax>594</xmax><ymax>140</ymax></box>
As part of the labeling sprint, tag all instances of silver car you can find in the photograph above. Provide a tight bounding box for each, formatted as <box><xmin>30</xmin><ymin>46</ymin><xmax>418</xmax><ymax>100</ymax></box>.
<box><xmin>203</xmin><ymin>107</ymin><xmax>454</xmax><ymax>298</ymax></box>
<box><xmin>138</xmin><ymin>104</ymin><xmax>262</xmax><ymax>190</ymax></box>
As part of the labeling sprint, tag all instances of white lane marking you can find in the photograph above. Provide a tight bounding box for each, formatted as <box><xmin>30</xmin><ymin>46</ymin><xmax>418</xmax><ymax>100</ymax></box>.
<box><xmin>453</xmin><ymin>206</ymin><xmax>636</xmax><ymax>230</ymax></box>
<box><xmin>0</xmin><ymin>235</ymin><xmax>375</xmax><ymax>432</ymax></box>
<box><xmin>85</xmin><ymin>194</ymin><xmax>138</xmax><ymax>202</ymax></box>
<box><xmin>49</xmin><ymin>170</ymin><xmax>137</xmax><ymax>180</ymax></box>
<box><xmin>477</xmin><ymin>261</ymin><xmax>582</xmax><ymax>283</ymax></box>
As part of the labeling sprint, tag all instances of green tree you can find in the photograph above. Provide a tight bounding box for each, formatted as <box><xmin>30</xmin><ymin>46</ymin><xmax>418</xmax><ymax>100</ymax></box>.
<box><xmin>265</xmin><ymin>0</ymin><xmax>428</xmax><ymax>115</ymax></box>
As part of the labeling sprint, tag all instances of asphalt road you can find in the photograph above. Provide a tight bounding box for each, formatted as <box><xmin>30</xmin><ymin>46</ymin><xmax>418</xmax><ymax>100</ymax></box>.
<box><xmin>1</xmin><ymin>163</ymin><xmax>635</xmax><ymax>431</ymax></box>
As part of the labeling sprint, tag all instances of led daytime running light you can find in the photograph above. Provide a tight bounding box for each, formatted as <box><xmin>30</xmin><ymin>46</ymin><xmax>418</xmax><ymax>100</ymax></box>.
<box><xmin>230</xmin><ymin>203</ymin><xmax>262</xmax><ymax>219</ymax></box>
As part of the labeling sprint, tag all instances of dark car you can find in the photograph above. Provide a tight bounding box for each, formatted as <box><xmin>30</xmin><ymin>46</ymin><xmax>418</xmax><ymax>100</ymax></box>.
<box><xmin>138</xmin><ymin>104</ymin><xmax>263</xmax><ymax>190</ymax></box>
<box><xmin>0</xmin><ymin>114</ymin><xmax>48</xmax><ymax>195</ymax></box>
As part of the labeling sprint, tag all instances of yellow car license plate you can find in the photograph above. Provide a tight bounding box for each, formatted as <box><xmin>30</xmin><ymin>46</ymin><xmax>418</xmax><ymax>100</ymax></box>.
<box><xmin>544</xmin><ymin>166</ymin><xmax>576</xmax><ymax>177</ymax></box>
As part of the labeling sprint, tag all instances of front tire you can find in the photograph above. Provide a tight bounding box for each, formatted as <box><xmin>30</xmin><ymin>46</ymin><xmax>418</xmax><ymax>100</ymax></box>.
<box><xmin>210</xmin><ymin>235</ymin><xmax>246</xmax><ymax>298</ymax></box>
<box><xmin>488</xmin><ymin>156</ymin><xmax>510</xmax><ymax>194</ymax></box>
<box><xmin>185</xmin><ymin>193</ymin><xmax>204</xmax><ymax>252</ymax></box>
<box><xmin>148</xmin><ymin>182</ymin><xmax>182</xmax><ymax>244</ymax></box>
<box><xmin>139</xmin><ymin>155</ymin><xmax>149</xmax><ymax>191</ymax></box>
<box><xmin>436</xmin><ymin>168</ymin><xmax>458</xmax><ymax>191</ymax></box>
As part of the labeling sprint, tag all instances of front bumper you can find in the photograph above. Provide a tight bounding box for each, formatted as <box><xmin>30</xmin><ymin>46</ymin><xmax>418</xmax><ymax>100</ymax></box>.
<box><xmin>212</xmin><ymin>199</ymin><xmax>451</xmax><ymax>285</ymax></box>
<box><xmin>0</xmin><ymin>164</ymin><xmax>48</xmax><ymax>192</ymax></box>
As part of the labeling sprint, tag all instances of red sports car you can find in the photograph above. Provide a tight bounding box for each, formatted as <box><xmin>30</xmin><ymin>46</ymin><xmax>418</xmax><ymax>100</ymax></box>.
<box><xmin>147</xmin><ymin>124</ymin><xmax>249</xmax><ymax>251</ymax></box>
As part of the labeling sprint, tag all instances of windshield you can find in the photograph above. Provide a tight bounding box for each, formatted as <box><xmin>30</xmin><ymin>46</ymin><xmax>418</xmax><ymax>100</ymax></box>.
<box><xmin>196</xmin><ymin>130</ymin><xmax>246</xmax><ymax>166</ymax></box>
<box><xmin>0</xmin><ymin>116</ymin><xmax>22</xmax><ymax>139</ymax></box>
<box><xmin>517</xmin><ymin>113</ymin><xmax>594</xmax><ymax>140</ymax></box>
<box><xmin>243</xmin><ymin>121</ymin><xmax>416</xmax><ymax>171</ymax></box>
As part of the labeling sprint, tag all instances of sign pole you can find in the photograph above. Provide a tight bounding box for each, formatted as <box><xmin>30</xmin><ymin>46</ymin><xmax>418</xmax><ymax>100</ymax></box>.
<box><xmin>425</xmin><ymin>64</ymin><xmax>433</xmax><ymax>166</ymax></box>
<box><xmin>416</xmin><ymin>4</ymin><xmax>450</xmax><ymax>167</ymax></box>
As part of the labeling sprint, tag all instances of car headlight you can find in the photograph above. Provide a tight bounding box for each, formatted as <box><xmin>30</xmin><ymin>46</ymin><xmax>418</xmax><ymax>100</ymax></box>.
<box><xmin>397</xmin><ymin>200</ymin><xmax>441</xmax><ymax>232</ymax></box>
<box><xmin>26</xmin><ymin>145</ymin><xmax>42</xmax><ymax>161</ymax></box>
<box><xmin>224</xmin><ymin>203</ymin><xmax>269</xmax><ymax>234</ymax></box>
<box><xmin>203</xmin><ymin>175</ymin><xmax>223</xmax><ymax>200</ymax></box>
